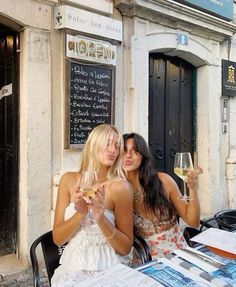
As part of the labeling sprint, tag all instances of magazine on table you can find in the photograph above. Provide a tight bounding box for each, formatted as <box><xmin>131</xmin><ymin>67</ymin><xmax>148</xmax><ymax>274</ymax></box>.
<box><xmin>174</xmin><ymin>246</ymin><xmax>224</xmax><ymax>273</ymax></box>
<box><xmin>136</xmin><ymin>258</ymin><xmax>216</xmax><ymax>287</ymax></box>
<box><xmin>173</xmin><ymin>245</ymin><xmax>236</xmax><ymax>286</ymax></box>
<box><xmin>194</xmin><ymin>245</ymin><xmax>236</xmax><ymax>266</ymax></box>
<box><xmin>210</xmin><ymin>262</ymin><xmax>236</xmax><ymax>286</ymax></box>
<box><xmin>189</xmin><ymin>228</ymin><xmax>236</xmax><ymax>255</ymax></box>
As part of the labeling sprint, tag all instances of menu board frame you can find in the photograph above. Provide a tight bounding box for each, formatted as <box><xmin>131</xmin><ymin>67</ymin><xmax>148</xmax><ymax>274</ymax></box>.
<box><xmin>65</xmin><ymin>59</ymin><xmax>115</xmax><ymax>149</ymax></box>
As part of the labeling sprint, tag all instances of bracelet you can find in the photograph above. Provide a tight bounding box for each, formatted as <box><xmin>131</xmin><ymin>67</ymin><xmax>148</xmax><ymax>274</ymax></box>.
<box><xmin>105</xmin><ymin>228</ymin><xmax>116</xmax><ymax>241</ymax></box>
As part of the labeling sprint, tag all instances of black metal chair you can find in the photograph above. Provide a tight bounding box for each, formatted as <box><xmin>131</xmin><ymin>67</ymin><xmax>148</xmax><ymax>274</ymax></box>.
<box><xmin>30</xmin><ymin>230</ymin><xmax>64</xmax><ymax>287</ymax></box>
<box><xmin>30</xmin><ymin>230</ymin><xmax>152</xmax><ymax>287</ymax></box>
<box><xmin>198</xmin><ymin>209</ymin><xmax>236</xmax><ymax>232</ymax></box>
<box><xmin>214</xmin><ymin>209</ymin><xmax>236</xmax><ymax>231</ymax></box>
<box><xmin>199</xmin><ymin>217</ymin><xmax>219</xmax><ymax>231</ymax></box>
<box><xmin>183</xmin><ymin>226</ymin><xmax>202</xmax><ymax>247</ymax></box>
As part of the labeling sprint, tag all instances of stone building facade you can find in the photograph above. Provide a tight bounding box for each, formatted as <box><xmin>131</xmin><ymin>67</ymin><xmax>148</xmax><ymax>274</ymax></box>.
<box><xmin>0</xmin><ymin>0</ymin><xmax>236</xmax><ymax>275</ymax></box>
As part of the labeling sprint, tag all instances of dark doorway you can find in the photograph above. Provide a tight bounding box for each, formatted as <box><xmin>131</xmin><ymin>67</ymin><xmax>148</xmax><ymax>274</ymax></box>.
<box><xmin>0</xmin><ymin>23</ymin><xmax>19</xmax><ymax>255</ymax></box>
<box><xmin>149</xmin><ymin>54</ymin><xmax>195</xmax><ymax>190</ymax></box>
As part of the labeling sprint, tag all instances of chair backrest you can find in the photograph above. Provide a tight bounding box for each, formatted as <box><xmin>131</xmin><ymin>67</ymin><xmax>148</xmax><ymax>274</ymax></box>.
<box><xmin>199</xmin><ymin>217</ymin><xmax>219</xmax><ymax>231</ymax></box>
<box><xmin>30</xmin><ymin>230</ymin><xmax>64</xmax><ymax>287</ymax></box>
<box><xmin>214</xmin><ymin>209</ymin><xmax>236</xmax><ymax>231</ymax></box>
<box><xmin>183</xmin><ymin>227</ymin><xmax>201</xmax><ymax>248</ymax></box>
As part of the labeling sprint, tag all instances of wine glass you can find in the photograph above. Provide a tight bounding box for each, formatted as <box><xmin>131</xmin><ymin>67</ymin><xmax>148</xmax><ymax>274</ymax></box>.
<box><xmin>174</xmin><ymin>152</ymin><xmax>193</xmax><ymax>200</ymax></box>
<box><xmin>79</xmin><ymin>170</ymin><xmax>98</xmax><ymax>224</ymax></box>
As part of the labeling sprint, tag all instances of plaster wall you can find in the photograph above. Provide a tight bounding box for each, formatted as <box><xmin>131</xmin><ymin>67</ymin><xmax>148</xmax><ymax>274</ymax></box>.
<box><xmin>0</xmin><ymin>0</ymin><xmax>53</xmax><ymax>263</ymax></box>
<box><xmin>0</xmin><ymin>0</ymin><xmax>54</xmax><ymax>30</ymax></box>
<box><xmin>18</xmin><ymin>27</ymin><xmax>52</xmax><ymax>262</ymax></box>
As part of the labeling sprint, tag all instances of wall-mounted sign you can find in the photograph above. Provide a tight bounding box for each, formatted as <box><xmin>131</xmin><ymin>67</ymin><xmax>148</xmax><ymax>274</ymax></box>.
<box><xmin>176</xmin><ymin>33</ymin><xmax>188</xmax><ymax>46</ymax></box>
<box><xmin>60</xmin><ymin>0</ymin><xmax>113</xmax><ymax>15</ymax></box>
<box><xmin>54</xmin><ymin>5</ymin><xmax>122</xmax><ymax>41</ymax></box>
<box><xmin>222</xmin><ymin>59</ymin><xmax>236</xmax><ymax>97</ymax></box>
<box><xmin>66</xmin><ymin>35</ymin><xmax>116</xmax><ymax>65</ymax></box>
<box><xmin>174</xmin><ymin>0</ymin><xmax>233</xmax><ymax>21</ymax></box>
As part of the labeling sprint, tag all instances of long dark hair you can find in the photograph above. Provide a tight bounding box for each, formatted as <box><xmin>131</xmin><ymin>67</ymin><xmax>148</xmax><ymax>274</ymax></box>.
<box><xmin>123</xmin><ymin>133</ymin><xmax>175</xmax><ymax>219</ymax></box>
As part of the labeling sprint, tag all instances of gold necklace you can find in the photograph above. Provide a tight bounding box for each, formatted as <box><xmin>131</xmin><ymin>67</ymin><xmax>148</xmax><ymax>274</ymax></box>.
<box><xmin>133</xmin><ymin>186</ymin><xmax>144</xmax><ymax>203</ymax></box>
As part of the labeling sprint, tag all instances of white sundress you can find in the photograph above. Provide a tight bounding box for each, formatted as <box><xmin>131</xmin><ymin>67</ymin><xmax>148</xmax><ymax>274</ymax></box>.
<box><xmin>51</xmin><ymin>203</ymin><xmax>130</xmax><ymax>287</ymax></box>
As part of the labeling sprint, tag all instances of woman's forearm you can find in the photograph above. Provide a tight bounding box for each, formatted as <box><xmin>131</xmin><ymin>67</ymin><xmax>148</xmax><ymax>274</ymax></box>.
<box><xmin>53</xmin><ymin>212</ymin><xmax>86</xmax><ymax>245</ymax></box>
<box><xmin>97</xmin><ymin>215</ymin><xmax>133</xmax><ymax>256</ymax></box>
<box><xmin>184</xmin><ymin>188</ymin><xmax>200</xmax><ymax>227</ymax></box>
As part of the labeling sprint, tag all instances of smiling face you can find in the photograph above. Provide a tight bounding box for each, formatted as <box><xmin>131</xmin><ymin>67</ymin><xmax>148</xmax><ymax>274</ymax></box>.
<box><xmin>123</xmin><ymin>138</ymin><xmax>142</xmax><ymax>173</ymax></box>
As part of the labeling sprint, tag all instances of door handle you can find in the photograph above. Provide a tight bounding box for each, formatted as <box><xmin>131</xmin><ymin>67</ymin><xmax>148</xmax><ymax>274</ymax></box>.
<box><xmin>170</xmin><ymin>148</ymin><xmax>176</xmax><ymax>158</ymax></box>
<box><xmin>155</xmin><ymin>146</ymin><xmax>163</xmax><ymax>159</ymax></box>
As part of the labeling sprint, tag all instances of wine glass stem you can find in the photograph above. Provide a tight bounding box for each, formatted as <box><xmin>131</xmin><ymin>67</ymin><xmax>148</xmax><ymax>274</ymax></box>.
<box><xmin>87</xmin><ymin>208</ymin><xmax>94</xmax><ymax>222</ymax></box>
<box><xmin>183</xmin><ymin>180</ymin><xmax>187</xmax><ymax>198</ymax></box>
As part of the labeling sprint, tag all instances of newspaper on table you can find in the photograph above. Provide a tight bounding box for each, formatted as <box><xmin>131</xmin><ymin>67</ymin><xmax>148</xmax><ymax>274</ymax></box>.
<box><xmin>74</xmin><ymin>263</ymin><xmax>163</xmax><ymax>287</ymax></box>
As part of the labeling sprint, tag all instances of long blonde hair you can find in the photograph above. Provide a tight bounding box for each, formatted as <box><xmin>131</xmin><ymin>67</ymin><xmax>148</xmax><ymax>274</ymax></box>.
<box><xmin>79</xmin><ymin>124</ymin><xmax>125</xmax><ymax>179</ymax></box>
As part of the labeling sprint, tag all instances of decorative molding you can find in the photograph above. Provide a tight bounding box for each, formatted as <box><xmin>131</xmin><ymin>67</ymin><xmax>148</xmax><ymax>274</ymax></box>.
<box><xmin>33</xmin><ymin>0</ymin><xmax>58</xmax><ymax>5</ymax></box>
<box><xmin>59</xmin><ymin>0</ymin><xmax>113</xmax><ymax>15</ymax></box>
<box><xmin>114</xmin><ymin>0</ymin><xmax>236</xmax><ymax>40</ymax></box>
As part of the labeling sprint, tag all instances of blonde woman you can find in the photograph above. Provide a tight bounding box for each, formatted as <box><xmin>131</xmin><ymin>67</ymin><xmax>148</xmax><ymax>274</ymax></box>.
<box><xmin>51</xmin><ymin>124</ymin><xmax>133</xmax><ymax>287</ymax></box>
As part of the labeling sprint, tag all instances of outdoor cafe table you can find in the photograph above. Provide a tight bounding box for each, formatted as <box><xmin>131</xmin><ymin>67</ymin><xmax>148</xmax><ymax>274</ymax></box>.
<box><xmin>73</xmin><ymin>250</ymin><xmax>235</xmax><ymax>287</ymax></box>
<box><xmin>73</xmin><ymin>228</ymin><xmax>236</xmax><ymax>287</ymax></box>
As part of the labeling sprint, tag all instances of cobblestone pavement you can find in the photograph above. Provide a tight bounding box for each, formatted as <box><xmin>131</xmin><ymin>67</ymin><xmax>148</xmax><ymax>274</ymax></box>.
<box><xmin>0</xmin><ymin>269</ymin><xmax>50</xmax><ymax>287</ymax></box>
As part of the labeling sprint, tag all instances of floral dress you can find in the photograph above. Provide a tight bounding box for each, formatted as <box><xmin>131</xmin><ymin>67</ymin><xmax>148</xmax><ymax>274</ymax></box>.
<box><xmin>133</xmin><ymin>211</ymin><xmax>187</xmax><ymax>260</ymax></box>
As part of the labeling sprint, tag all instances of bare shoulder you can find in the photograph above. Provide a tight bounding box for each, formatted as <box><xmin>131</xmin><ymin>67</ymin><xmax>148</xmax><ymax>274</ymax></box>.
<box><xmin>106</xmin><ymin>177</ymin><xmax>132</xmax><ymax>197</ymax></box>
<box><xmin>157</xmin><ymin>172</ymin><xmax>175</xmax><ymax>184</ymax></box>
<box><xmin>157</xmin><ymin>172</ymin><xmax>179</xmax><ymax>195</ymax></box>
<box><xmin>58</xmin><ymin>171</ymin><xmax>80</xmax><ymax>189</ymax></box>
<box><xmin>60</xmin><ymin>171</ymin><xmax>79</xmax><ymax>181</ymax></box>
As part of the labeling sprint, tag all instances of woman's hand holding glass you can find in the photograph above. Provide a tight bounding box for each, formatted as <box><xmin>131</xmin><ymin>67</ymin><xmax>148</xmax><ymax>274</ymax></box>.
<box><xmin>185</xmin><ymin>167</ymin><xmax>203</xmax><ymax>191</ymax></box>
<box><xmin>73</xmin><ymin>170</ymin><xmax>97</xmax><ymax>224</ymax></box>
<box><xmin>88</xmin><ymin>185</ymin><xmax>106</xmax><ymax>223</ymax></box>
<box><xmin>73</xmin><ymin>171</ymin><xmax>106</xmax><ymax>224</ymax></box>
<box><xmin>73</xmin><ymin>186</ymin><xmax>105</xmax><ymax>221</ymax></box>
<box><xmin>73</xmin><ymin>185</ymin><xmax>89</xmax><ymax>217</ymax></box>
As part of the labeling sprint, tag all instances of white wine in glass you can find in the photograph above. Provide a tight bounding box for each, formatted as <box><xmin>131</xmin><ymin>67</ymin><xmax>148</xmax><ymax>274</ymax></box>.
<box><xmin>80</xmin><ymin>170</ymin><xmax>98</xmax><ymax>223</ymax></box>
<box><xmin>174</xmin><ymin>152</ymin><xmax>193</xmax><ymax>200</ymax></box>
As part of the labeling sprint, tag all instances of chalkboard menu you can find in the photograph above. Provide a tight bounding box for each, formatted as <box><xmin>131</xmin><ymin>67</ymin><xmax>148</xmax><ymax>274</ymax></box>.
<box><xmin>65</xmin><ymin>61</ymin><xmax>115</xmax><ymax>148</ymax></box>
